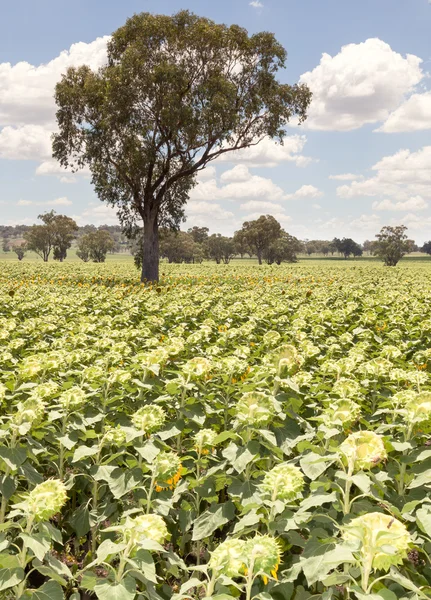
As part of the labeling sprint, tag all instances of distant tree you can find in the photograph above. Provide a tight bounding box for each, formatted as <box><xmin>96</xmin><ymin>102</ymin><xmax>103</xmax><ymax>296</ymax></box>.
<box><xmin>363</xmin><ymin>240</ymin><xmax>378</xmax><ymax>255</ymax></box>
<box><xmin>160</xmin><ymin>231</ymin><xmax>196</xmax><ymax>263</ymax></box>
<box><xmin>13</xmin><ymin>243</ymin><xmax>27</xmax><ymax>261</ymax></box>
<box><xmin>188</xmin><ymin>227</ymin><xmax>209</xmax><ymax>245</ymax></box>
<box><xmin>237</xmin><ymin>215</ymin><xmax>282</xmax><ymax>265</ymax></box>
<box><xmin>24</xmin><ymin>211</ymin><xmax>78</xmax><ymax>262</ymax></box>
<box><xmin>76</xmin><ymin>236</ymin><xmax>91</xmax><ymax>262</ymax></box>
<box><xmin>205</xmin><ymin>234</ymin><xmax>235</xmax><ymax>264</ymax></box>
<box><xmin>375</xmin><ymin>225</ymin><xmax>410</xmax><ymax>266</ymax></box>
<box><xmin>77</xmin><ymin>230</ymin><xmax>115</xmax><ymax>263</ymax></box>
<box><xmin>406</xmin><ymin>239</ymin><xmax>418</xmax><ymax>253</ymax></box>
<box><xmin>51</xmin><ymin>214</ymin><xmax>79</xmax><ymax>261</ymax></box>
<box><xmin>52</xmin><ymin>10</ymin><xmax>311</xmax><ymax>282</ymax></box>
<box><xmin>422</xmin><ymin>241</ymin><xmax>431</xmax><ymax>255</ymax></box>
<box><xmin>25</xmin><ymin>223</ymin><xmax>53</xmax><ymax>262</ymax></box>
<box><xmin>2</xmin><ymin>237</ymin><xmax>11</xmax><ymax>253</ymax></box>
<box><xmin>264</xmin><ymin>231</ymin><xmax>302</xmax><ymax>264</ymax></box>
<box><xmin>233</xmin><ymin>230</ymin><xmax>250</xmax><ymax>258</ymax></box>
<box><xmin>333</xmin><ymin>237</ymin><xmax>362</xmax><ymax>259</ymax></box>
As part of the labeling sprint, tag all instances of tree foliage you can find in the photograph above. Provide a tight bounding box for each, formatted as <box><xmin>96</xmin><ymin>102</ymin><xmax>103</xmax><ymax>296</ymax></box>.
<box><xmin>422</xmin><ymin>241</ymin><xmax>431</xmax><ymax>255</ymax></box>
<box><xmin>24</xmin><ymin>211</ymin><xmax>78</xmax><ymax>262</ymax></box>
<box><xmin>52</xmin><ymin>10</ymin><xmax>311</xmax><ymax>281</ymax></box>
<box><xmin>12</xmin><ymin>243</ymin><xmax>27</xmax><ymax>261</ymax></box>
<box><xmin>375</xmin><ymin>225</ymin><xmax>410</xmax><ymax>267</ymax></box>
<box><xmin>332</xmin><ymin>237</ymin><xmax>363</xmax><ymax>259</ymax></box>
<box><xmin>263</xmin><ymin>232</ymin><xmax>302</xmax><ymax>264</ymax></box>
<box><xmin>77</xmin><ymin>230</ymin><xmax>115</xmax><ymax>263</ymax></box>
<box><xmin>236</xmin><ymin>215</ymin><xmax>282</xmax><ymax>264</ymax></box>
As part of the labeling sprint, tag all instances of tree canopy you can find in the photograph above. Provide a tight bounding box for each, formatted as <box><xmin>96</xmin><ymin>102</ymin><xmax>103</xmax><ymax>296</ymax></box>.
<box><xmin>375</xmin><ymin>225</ymin><xmax>410</xmax><ymax>267</ymax></box>
<box><xmin>52</xmin><ymin>10</ymin><xmax>311</xmax><ymax>281</ymax></box>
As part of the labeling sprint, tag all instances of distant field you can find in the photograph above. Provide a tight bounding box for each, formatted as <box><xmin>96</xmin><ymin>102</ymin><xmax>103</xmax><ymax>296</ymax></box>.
<box><xmin>1</xmin><ymin>248</ymin><xmax>431</xmax><ymax>265</ymax></box>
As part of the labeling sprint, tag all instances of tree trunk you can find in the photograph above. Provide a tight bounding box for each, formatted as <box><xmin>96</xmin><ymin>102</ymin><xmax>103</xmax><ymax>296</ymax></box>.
<box><xmin>257</xmin><ymin>249</ymin><xmax>262</xmax><ymax>265</ymax></box>
<box><xmin>141</xmin><ymin>206</ymin><xmax>159</xmax><ymax>283</ymax></box>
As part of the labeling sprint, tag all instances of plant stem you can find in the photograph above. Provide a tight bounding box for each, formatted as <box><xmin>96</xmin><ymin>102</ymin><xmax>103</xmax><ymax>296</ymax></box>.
<box><xmin>245</xmin><ymin>557</ymin><xmax>255</xmax><ymax>600</ymax></box>
<box><xmin>398</xmin><ymin>423</ymin><xmax>413</xmax><ymax>496</ymax></box>
<box><xmin>343</xmin><ymin>463</ymin><xmax>354</xmax><ymax>515</ymax></box>
<box><xmin>0</xmin><ymin>431</ymin><xmax>18</xmax><ymax>524</ymax></box>
<box><xmin>146</xmin><ymin>473</ymin><xmax>156</xmax><ymax>514</ymax></box>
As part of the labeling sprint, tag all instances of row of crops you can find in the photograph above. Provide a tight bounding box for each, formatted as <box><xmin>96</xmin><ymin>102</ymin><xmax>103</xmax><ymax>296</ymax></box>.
<box><xmin>1</xmin><ymin>261</ymin><xmax>431</xmax><ymax>600</ymax></box>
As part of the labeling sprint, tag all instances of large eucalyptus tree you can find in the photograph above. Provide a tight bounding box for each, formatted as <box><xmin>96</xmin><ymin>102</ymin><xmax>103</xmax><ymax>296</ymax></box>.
<box><xmin>53</xmin><ymin>10</ymin><xmax>311</xmax><ymax>281</ymax></box>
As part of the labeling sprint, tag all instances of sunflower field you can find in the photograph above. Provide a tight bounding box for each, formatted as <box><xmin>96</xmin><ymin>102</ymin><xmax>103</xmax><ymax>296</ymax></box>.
<box><xmin>1</xmin><ymin>261</ymin><xmax>431</xmax><ymax>600</ymax></box>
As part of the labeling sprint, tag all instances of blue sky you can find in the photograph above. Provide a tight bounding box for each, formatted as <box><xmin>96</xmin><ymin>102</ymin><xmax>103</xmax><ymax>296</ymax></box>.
<box><xmin>1</xmin><ymin>0</ymin><xmax>431</xmax><ymax>242</ymax></box>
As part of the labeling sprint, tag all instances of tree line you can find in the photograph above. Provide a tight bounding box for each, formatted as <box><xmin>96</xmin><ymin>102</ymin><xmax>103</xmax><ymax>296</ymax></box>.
<box><xmin>3</xmin><ymin>211</ymin><xmax>430</xmax><ymax>268</ymax></box>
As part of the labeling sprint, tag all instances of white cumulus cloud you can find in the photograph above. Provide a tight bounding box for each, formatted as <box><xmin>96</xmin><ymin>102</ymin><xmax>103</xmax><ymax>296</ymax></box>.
<box><xmin>379</xmin><ymin>91</ymin><xmax>431</xmax><ymax>132</ymax></box>
<box><xmin>17</xmin><ymin>197</ymin><xmax>72</xmax><ymax>207</ymax></box>
<box><xmin>329</xmin><ymin>173</ymin><xmax>363</xmax><ymax>181</ymax></box>
<box><xmin>216</xmin><ymin>136</ymin><xmax>312</xmax><ymax>168</ymax></box>
<box><xmin>0</xmin><ymin>124</ymin><xmax>52</xmax><ymax>160</ymax></box>
<box><xmin>286</xmin><ymin>184</ymin><xmax>323</xmax><ymax>200</ymax></box>
<box><xmin>0</xmin><ymin>37</ymin><xmax>109</xmax><ymax>127</ymax></box>
<box><xmin>300</xmin><ymin>38</ymin><xmax>423</xmax><ymax>131</ymax></box>
<box><xmin>337</xmin><ymin>146</ymin><xmax>431</xmax><ymax>200</ymax></box>
<box><xmin>372</xmin><ymin>196</ymin><xmax>428</xmax><ymax>211</ymax></box>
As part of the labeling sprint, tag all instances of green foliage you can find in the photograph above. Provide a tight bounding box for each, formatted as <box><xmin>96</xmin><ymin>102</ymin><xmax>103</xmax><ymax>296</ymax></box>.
<box><xmin>77</xmin><ymin>230</ymin><xmax>115</xmax><ymax>263</ymax></box>
<box><xmin>375</xmin><ymin>225</ymin><xmax>410</xmax><ymax>267</ymax></box>
<box><xmin>24</xmin><ymin>211</ymin><xmax>78</xmax><ymax>263</ymax></box>
<box><xmin>0</xmin><ymin>261</ymin><xmax>431</xmax><ymax>599</ymax></box>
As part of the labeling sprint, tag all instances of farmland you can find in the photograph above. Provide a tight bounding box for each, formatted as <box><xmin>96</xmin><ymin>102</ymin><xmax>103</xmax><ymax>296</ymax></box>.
<box><xmin>1</xmin><ymin>261</ymin><xmax>431</xmax><ymax>600</ymax></box>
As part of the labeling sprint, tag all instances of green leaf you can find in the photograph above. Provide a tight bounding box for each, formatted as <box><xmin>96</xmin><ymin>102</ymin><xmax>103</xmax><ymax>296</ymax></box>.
<box><xmin>416</xmin><ymin>507</ymin><xmax>431</xmax><ymax>537</ymax></box>
<box><xmin>408</xmin><ymin>469</ymin><xmax>431</xmax><ymax>489</ymax></box>
<box><xmin>128</xmin><ymin>549</ymin><xmax>158</xmax><ymax>583</ymax></box>
<box><xmin>180</xmin><ymin>578</ymin><xmax>204</xmax><ymax>594</ymax></box>
<box><xmin>299</xmin><ymin>452</ymin><xmax>334</xmax><ymax>481</ymax></box>
<box><xmin>94</xmin><ymin>576</ymin><xmax>136</xmax><ymax>600</ymax></box>
<box><xmin>300</xmin><ymin>544</ymin><xmax>354</xmax><ymax>585</ymax></box>
<box><xmin>192</xmin><ymin>501</ymin><xmax>235</xmax><ymax>541</ymax></box>
<box><xmin>0</xmin><ymin>566</ymin><xmax>25</xmax><ymax>591</ymax></box>
<box><xmin>222</xmin><ymin>441</ymin><xmax>259</xmax><ymax>474</ymax></box>
<box><xmin>20</xmin><ymin>532</ymin><xmax>51</xmax><ymax>561</ymax></box>
<box><xmin>0</xmin><ymin>446</ymin><xmax>27</xmax><ymax>470</ymax></box>
<box><xmin>135</xmin><ymin>440</ymin><xmax>159</xmax><ymax>462</ymax></box>
<box><xmin>298</xmin><ymin>492</ymin><xmax>337</xmax><ymax>513</ymax></box>
<box><xmin>92</xmin><ymin>466</ymin><xmax>141</xmax><ymax>499</ymax></box>
<box><xmin>72</xmin><ymin>444</ymin><xmax>99</xmax><ymax>462</ymax></box>
<box><xmin>22</xmin><ymin>580</ymin><xmax>64</xmax><ymax>600</ymax></box>
<box><xmin>233</xmin><ymin>510</ymin><xmax>261</xmax><ymax>533</ymax></box>
<box><xmin>0</xmin><ymin>475</ymin><xmax>16</xmax><ymax>501</ymax></box>
<box><xmin>97</xmin><ymin>539</ymin><xmax>127</xmax><ymax>562</ymax></box>
<box><xmin>70</xmin><ymin>504</ymin><xmax>91</xmax><ymax>537</ymax></box>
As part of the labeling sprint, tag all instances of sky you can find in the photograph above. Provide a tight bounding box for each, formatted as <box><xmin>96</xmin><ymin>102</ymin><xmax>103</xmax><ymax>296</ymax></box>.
<box><xmin>1</xmin><ymin>0</ymin><xmax>431</xmax><ymax>243</ymax></box>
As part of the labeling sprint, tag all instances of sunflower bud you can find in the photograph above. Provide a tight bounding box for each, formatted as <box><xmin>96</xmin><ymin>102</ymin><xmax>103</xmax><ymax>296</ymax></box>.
<box><xmin>59</xmin><ymin>386</ymin><xmax>86</xmax><ymax>411</ymax></box>
<box><xmin>183</xmin><ymin>357</ymin><xmax>212</xmax><ymax>378</ymax></box>
<box><xmin>153</xmin><ymin>451</ymin><xmax>182</xmax><ymax>481</ymax></box>
<box><xmin>404</xmin><ymin>392</ymin><xmax>431</xmax><ymax>425</ymax></box>
<box><xmin>103</xmin><ymin>425</ymin><xmax>127</xmax><ymax>447</ymax></box>
<box><xmin>343</xmin><ymin>512</ymin><xmax>411</xmax><ymax>572</ymax></box>
<box><xmin>339</xmin><ymin>431</ymin><xmax>387</xmax><ymax>471</ymax></box>
<box><xmin>209</xmin><ymin>538</ymin><xmax>246</xmax><ymax>577</ymax></box>
<box><xmin>122</xmin><ymin>513</ymin><xmax>168</xmax><ymax>547</ymax></box>
<box><xmin>261</xmin><ymin>463</ymin><xmax>305</xmax><ymax>501</ymax></box>
<box><xmin>194</xmin><ymin>428</ymin><xmax>217</xmax><ymax>451</ymax></box>
<box><xmin>22</xmin><ymin>479</ymin><xmax>67</xmax><ymax>522</ymax></box>
<box><xmin>235</xmin><ymin>391</ymin><xmax>276</xmax><ymax>427</ymax></box>
<box><xmin>132</xmin><ymin>405</ymin><xmax>166</xmax><ymax>434</ymax></box>
<box><xmin>244</xmin><ymin>535</ymin><xmax>281</xmax><ymax>579</ymax></box>
<box><xmin>322</xmin><ymin>399</ymin><xmax>361</xmax><ymax>429</ymax></box>
<box><xmin>12</xmin><ymin>397</ymin><xmax>45</xmax><ymax>427</ymax></box>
